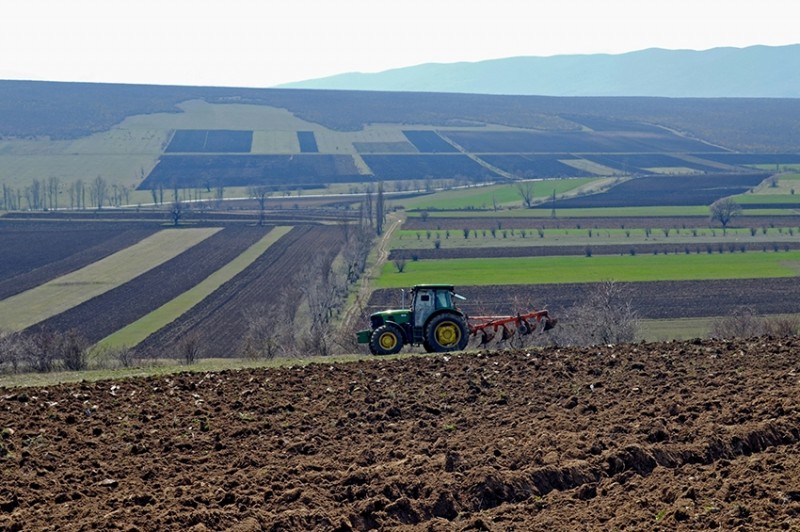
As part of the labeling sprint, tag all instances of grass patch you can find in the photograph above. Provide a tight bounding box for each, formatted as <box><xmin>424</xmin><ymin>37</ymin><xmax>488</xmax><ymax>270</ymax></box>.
<box><xmin>98</xmin><ymin>226</ymin><xmax>293</xmax><ymax>349</ymax></box>
<box><xmin>0</xmin><ymin>228</ymin><xmax>221</xmax><ymax>332</ymax></box>
<box><xmin>637</xmin><ymin>318</ymin><xmax>713</xmax><ymax>342</ymax></box>
<box><xmin>0</xmin><ymin>353</ymin><xmax>373</xmax><ymax>389</ymax></box>
<box><xmin>376</xmin><ymin>251</ymin><xmax>800</xmax><ymax>288</ymax></box>
<box><xmin>399</xmin><ymin>179</ymin><xmax>596</xmax><ymax>211</ymax></box>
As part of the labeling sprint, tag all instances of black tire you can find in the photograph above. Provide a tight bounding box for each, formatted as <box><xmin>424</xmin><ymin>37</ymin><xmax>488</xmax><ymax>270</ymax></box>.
<box><xmin>369</xmin><ymin>324</ymin><xmax>404</xmax><ymax>355</ymax></box>
<box><xmin>425</xmin><ymin>313</ymin><xmax>469</xmax><ymax>353</ymax></box>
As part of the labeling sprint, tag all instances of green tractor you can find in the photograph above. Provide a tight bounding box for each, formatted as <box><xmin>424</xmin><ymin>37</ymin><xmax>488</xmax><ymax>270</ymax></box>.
<box><xmin>357</xmin><ymin>284</ymin><xmax>470</xmax><ymax>355</ymax></box>
<box><xmin>357</xmin><ymin>284</ymin><xmax>555</xmax><ymax>355</ymax></box>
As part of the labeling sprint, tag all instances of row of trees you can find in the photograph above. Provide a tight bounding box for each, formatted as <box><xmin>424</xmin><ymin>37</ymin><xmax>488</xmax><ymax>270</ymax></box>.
<box><xmin>1</xmin><ymin>176</ymin><xmax>133</xmax><ymax>211</ymax></box>
<box><xmin>240</xmin><ymin>200</ymin><xmax>378</xmax><ymax>360</ymax></box>
<box><xmin>0</xmin><ymin>328</ymin><xmax>89</xmax><ymax>374</ymax></box>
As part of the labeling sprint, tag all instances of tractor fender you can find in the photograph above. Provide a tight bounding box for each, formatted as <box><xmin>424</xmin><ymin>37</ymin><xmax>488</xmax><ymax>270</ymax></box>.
<box><xmin>423</xmin><ymin>308</ymin><xmax>467</xmax><ymax>326</ymax></box>
<box><xmin>381</xmin><ymin>320</ymin><xmax>412</xmax><ymax>343</ymax></box>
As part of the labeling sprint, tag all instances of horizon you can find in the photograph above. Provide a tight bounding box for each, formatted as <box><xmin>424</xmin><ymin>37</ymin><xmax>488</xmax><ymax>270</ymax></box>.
<box><xmin>2</xmin><ymin>0</ymin><xmax>798</xmax><ymax>89</ymax></box>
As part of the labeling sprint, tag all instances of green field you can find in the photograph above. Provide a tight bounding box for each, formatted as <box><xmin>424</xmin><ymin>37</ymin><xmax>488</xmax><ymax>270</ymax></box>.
<box><xmin>98</xmin><ymin>226</ymin><xmax>293</xmax><ymax>349</ymax></box>
<box><xmin>376</xmin><ymin>251</ymin><xmax>800</xmax><ymax>288</ymax></box>
<box><xmin>397</xmin><ymin>178</ymin><xmax>599</xmax><ymax>211</ymax></box>
<box><xmin>0</xmin><ymin>228</ymin><xmax>220</xmax><ymax>331</ymax></box>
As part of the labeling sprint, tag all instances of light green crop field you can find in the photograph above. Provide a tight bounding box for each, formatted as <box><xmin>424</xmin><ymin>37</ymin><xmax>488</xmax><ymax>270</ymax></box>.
<box><xmin>397</xmin><ymin>178</ymin><xmax>598</xmax><ymax>211</ymax></box>
<box><xmin>98</xmin><ymin>226</ymin><xmax>293</xmax><ymax>349</ymax></box>
<box><xmin>376</xmin><ymin>251</ymin><xmax>800</xmax><ymax>288</ymax></box>
<box><xmin>0</xmin><ymin>227</ymin><xmax>220</xmax><ymax>331</ymax></box>
<box><xmin>391</xmin><ymin>226</ymin><xmax>800</xmax><ymax>250</ymax></box>
<box><xmin>735</xmin><ymin>194</ymin><xmax>800</xmax><ymax>204</ymax></box>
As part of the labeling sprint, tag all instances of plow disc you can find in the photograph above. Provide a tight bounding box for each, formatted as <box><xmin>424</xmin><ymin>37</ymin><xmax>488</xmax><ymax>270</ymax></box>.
<box><xmin>468</xmin><ymin>310</ymin><xmax>555</xmax><ymax>346</ymax></box>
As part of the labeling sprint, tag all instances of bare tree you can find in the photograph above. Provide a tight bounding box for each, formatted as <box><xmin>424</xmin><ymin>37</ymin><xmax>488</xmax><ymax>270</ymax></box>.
<box><xmin>0</xmin><ymin>330</ymin><xmax>21</xmax><ymax>373</ymax></box>
<box><xmin>375</xmin><ymin>181</ymin><xmax>385</xmax><ymax>235</ymax></box>
<box><xmin>363</xmin><ymin>185</ymin><xmax>374</xmax><ymax>231</ymax></box>
<box><xmin>21</xmin><ymin>330</ymin><xmax>58</xmax><ymax>373</ymax></box>
<box><xmin>553</xmin><ymin>281</ymin><xmax>638</xmax><ymax>346</ymax></box>
<box><xmin>214</xmin><ymin>182</ymin><xmax>225</xmax><ymax>208</ymax></box>
<box><xmin>90</xmin><ymin>175</ymin><xmax>108</xmax><ymax>209</ymax></box>
<box><xmin>392</xmin><ymin>257</ymin><xmax>407</xmax><ymax>273</ymax></box>
<box><xmin>709</xmin><ymin>198</ymin><xmax>742</xmax><ymax>230</ymax></box>
<box><xmin>47</xmin><ymin>176</ymin><xmax>60</xmax><ymax>210</ymax></box>
<box><xmin>58</xmin><ymin>329</ymin><xmax>89</xmax><ymax>371</ymax></box>
<box><xmin>25</xmin><ymin>179</ymin><xmax>43</xmax><ymax>210</ymax></box>
<box><xmin>241</xmin><ymin>304</ymin><xmax>291</xmax><ymax>360</ymax></box>
<box><xmin>168</xmin><ymin>183</ymin><xmax>185</xmax><ymax>225</ymax></box>
<box><xmin>74</xmin><ymin>179</ymin><xmax>85</xmax><ymax>210</ymax></box>
<box><xmin>179</xmin><ymin>333</ymin><xmax>202</xmax><ymax>364</ymax></box>
<box><xmin>248</xmin><ymin>185</ymin><xmax>272</xmax><ymax>226</ymax></box>
<box><xmin>515</xmin><ymin>181</ymin><xmax>535</xmax><ymax>208</ymax></box>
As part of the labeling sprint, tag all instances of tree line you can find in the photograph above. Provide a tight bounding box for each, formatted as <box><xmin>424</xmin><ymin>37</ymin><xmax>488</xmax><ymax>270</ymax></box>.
<box><xmin>1</xmin><ymin>176</ymin><xmax>132</xmax><ymax>211</ymax></box>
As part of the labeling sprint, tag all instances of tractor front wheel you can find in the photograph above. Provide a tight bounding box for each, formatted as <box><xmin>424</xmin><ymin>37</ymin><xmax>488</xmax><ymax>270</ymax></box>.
<box><xmin>425</xmin><ymin>313</ymin><xmax>469</xmax><ymax>353</ymax></box>
<box><xmin>369</xmin><ymin>324</ymin><xmax>404</xmax><ymax>356</ymax></box>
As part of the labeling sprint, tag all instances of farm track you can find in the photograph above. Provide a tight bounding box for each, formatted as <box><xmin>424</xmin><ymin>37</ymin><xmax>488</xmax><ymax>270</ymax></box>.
<box><xmin>134</xmin><ymin>225</ymin><xmax>344</xmax><ymax>358</ymax></box>
<box><xmin>368</xmin><ymin>278</ymin><xmax>800</xmax><ymax>320</ymax></box>
<box><xmin>1</xmin><ymin>338</ymin><xmax>798</xmax><ymax>529</ymax></box>
<box><xmin>26</xmin><ymin>225</ymin><xmax>273</xmax><ymax>344</ymax></box>
<box><xmin>402</xmin><ymin>214</ymin><xmax>800</xmax><ymax>231</ymax></box>
<box><xmin>0</xmin><ymin>222</ymin><xmax>158</xmax><ymax>299</ymax></box>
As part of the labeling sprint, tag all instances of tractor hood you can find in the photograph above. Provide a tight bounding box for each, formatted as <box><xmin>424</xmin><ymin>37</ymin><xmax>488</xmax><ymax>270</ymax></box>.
<box><xmin>371</xmin><ymin>309</ymin><xmax>412</xmax><ymax>326</ymax></box>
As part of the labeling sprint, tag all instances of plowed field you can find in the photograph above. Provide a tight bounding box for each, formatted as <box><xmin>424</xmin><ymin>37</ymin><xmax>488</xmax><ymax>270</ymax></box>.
<box><xmin>1</xmin><ymin>338</ymin><xmax>799</xmax><ymax>530</ymax></box>
<box><xmin>134</xmin><ymin>225</ymin><xmax>344</xmax><ymax>358</ymax></box>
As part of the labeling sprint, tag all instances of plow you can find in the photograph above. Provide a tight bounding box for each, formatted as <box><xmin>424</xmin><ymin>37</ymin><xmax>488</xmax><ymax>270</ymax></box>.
<box><xmin>357</xmin><ymin>284</ymin><xmax>556</xmax><ymax>355</ymax></box>
<box><xmin>468</xmin><ymin>310</ymin><xmax>555</xmax><ymax>347</ymax></box>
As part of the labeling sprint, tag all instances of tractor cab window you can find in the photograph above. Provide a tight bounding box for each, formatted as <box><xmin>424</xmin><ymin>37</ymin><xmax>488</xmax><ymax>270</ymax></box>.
<box><xmin>435</xmin><ymin>290</ymin><xmax>450</xmax><ymax>310</ymax></box>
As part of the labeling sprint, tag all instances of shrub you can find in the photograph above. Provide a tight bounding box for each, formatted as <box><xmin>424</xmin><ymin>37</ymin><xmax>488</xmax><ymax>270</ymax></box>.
<box><xmin>709</xmin><ymin>308</ymin><xmax>764</xmax><ymax>339</ymax></box>
<box><xmin>59</xmin><ymin>329</ymin><xmax>88</xmax><ymax>371</ymax></box>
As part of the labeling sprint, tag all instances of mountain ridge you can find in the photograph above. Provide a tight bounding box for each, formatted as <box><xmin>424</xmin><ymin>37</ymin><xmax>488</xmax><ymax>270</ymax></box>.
<box><xmin>276</xmin><ymin>44</ymin><xmax>800</xmax><ymax>98</ymax></box>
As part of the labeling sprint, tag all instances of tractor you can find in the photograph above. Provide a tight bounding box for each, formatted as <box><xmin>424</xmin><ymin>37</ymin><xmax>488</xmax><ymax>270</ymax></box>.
<box><xmin>357</xmin><ymin>284</ymin><xmax>555</xmax><ymax>355</ymax></box>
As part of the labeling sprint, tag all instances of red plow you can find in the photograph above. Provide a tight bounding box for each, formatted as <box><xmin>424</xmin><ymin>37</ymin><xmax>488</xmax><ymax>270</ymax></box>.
<box><xmin>468</xmin><ymin>310</ymin><xmax>556</xmax><ymax>347</ymax></box>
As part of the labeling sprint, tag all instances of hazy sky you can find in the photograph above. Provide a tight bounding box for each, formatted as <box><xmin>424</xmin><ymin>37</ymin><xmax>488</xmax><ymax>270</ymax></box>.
<box><xmin>1</xmin><ymin>0</ymin><xmax>796</xmax><ymax>88</ymax></box>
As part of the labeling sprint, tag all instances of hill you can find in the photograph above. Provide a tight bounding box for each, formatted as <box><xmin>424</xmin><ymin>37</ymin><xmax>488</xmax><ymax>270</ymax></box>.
<box><xmin>278</xmin><ymin>44</ymin><xmax>800</xmax><ymax>98</ymax></box>
<box><xmin>1</xmin><ymin>80</ymin><xmax>800</xmax><ymax>154</ymax></box>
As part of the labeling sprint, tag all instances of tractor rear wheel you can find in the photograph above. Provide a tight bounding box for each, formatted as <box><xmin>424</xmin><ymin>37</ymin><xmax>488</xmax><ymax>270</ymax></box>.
<box><xmin>369</xmin><ymin>324</ymin><xmax>404</xmax><ymax>355</ymax></box>
<box><xmin>425</xmin><ymin>313</ymin><xmax>469</xmax><ymax>353</ymax></box>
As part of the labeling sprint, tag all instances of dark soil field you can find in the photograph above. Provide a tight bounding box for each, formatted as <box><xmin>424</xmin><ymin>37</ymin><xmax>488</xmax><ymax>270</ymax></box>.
<box><xmin>368</xmin><ymin>278</ymin><xmax>800</xmax><ymax>320</ymax></box>
<box><xmin>0</xmin><ymin>221</ymin><xmax>158</xmax><ymax>299</ymax></box>
<box><xmin>27</xmin><ymin>225</ymin><xmax>272</xmax><ymax>344</ymax></box>
<box><xmin>1</xmin><ymin>338</ymin><xmax>799</xmax><ymax>530</ymax></box>
<box><xmin>134</xmin><ymin>225</ymin><xmax>345</xmax><ymax>358</ymax></box>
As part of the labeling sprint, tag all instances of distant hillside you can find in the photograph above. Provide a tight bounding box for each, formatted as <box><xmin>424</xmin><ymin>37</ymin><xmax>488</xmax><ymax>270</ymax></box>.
<box><xmin>277</xmin><ymin>45</ymin><xmax>800</xmax><ymax>98</ymax></box>
<box><xmin>1</xmin><ymin>80</ymin><xmax>800</xmax><ymax>152</ymax></box>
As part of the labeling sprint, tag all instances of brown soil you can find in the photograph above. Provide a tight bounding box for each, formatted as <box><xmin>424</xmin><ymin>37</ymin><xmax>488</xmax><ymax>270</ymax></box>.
<box><xmin>2</xmin><ymin>338</ymin><xmax>799</xmax><ymax>530</ymax></box>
